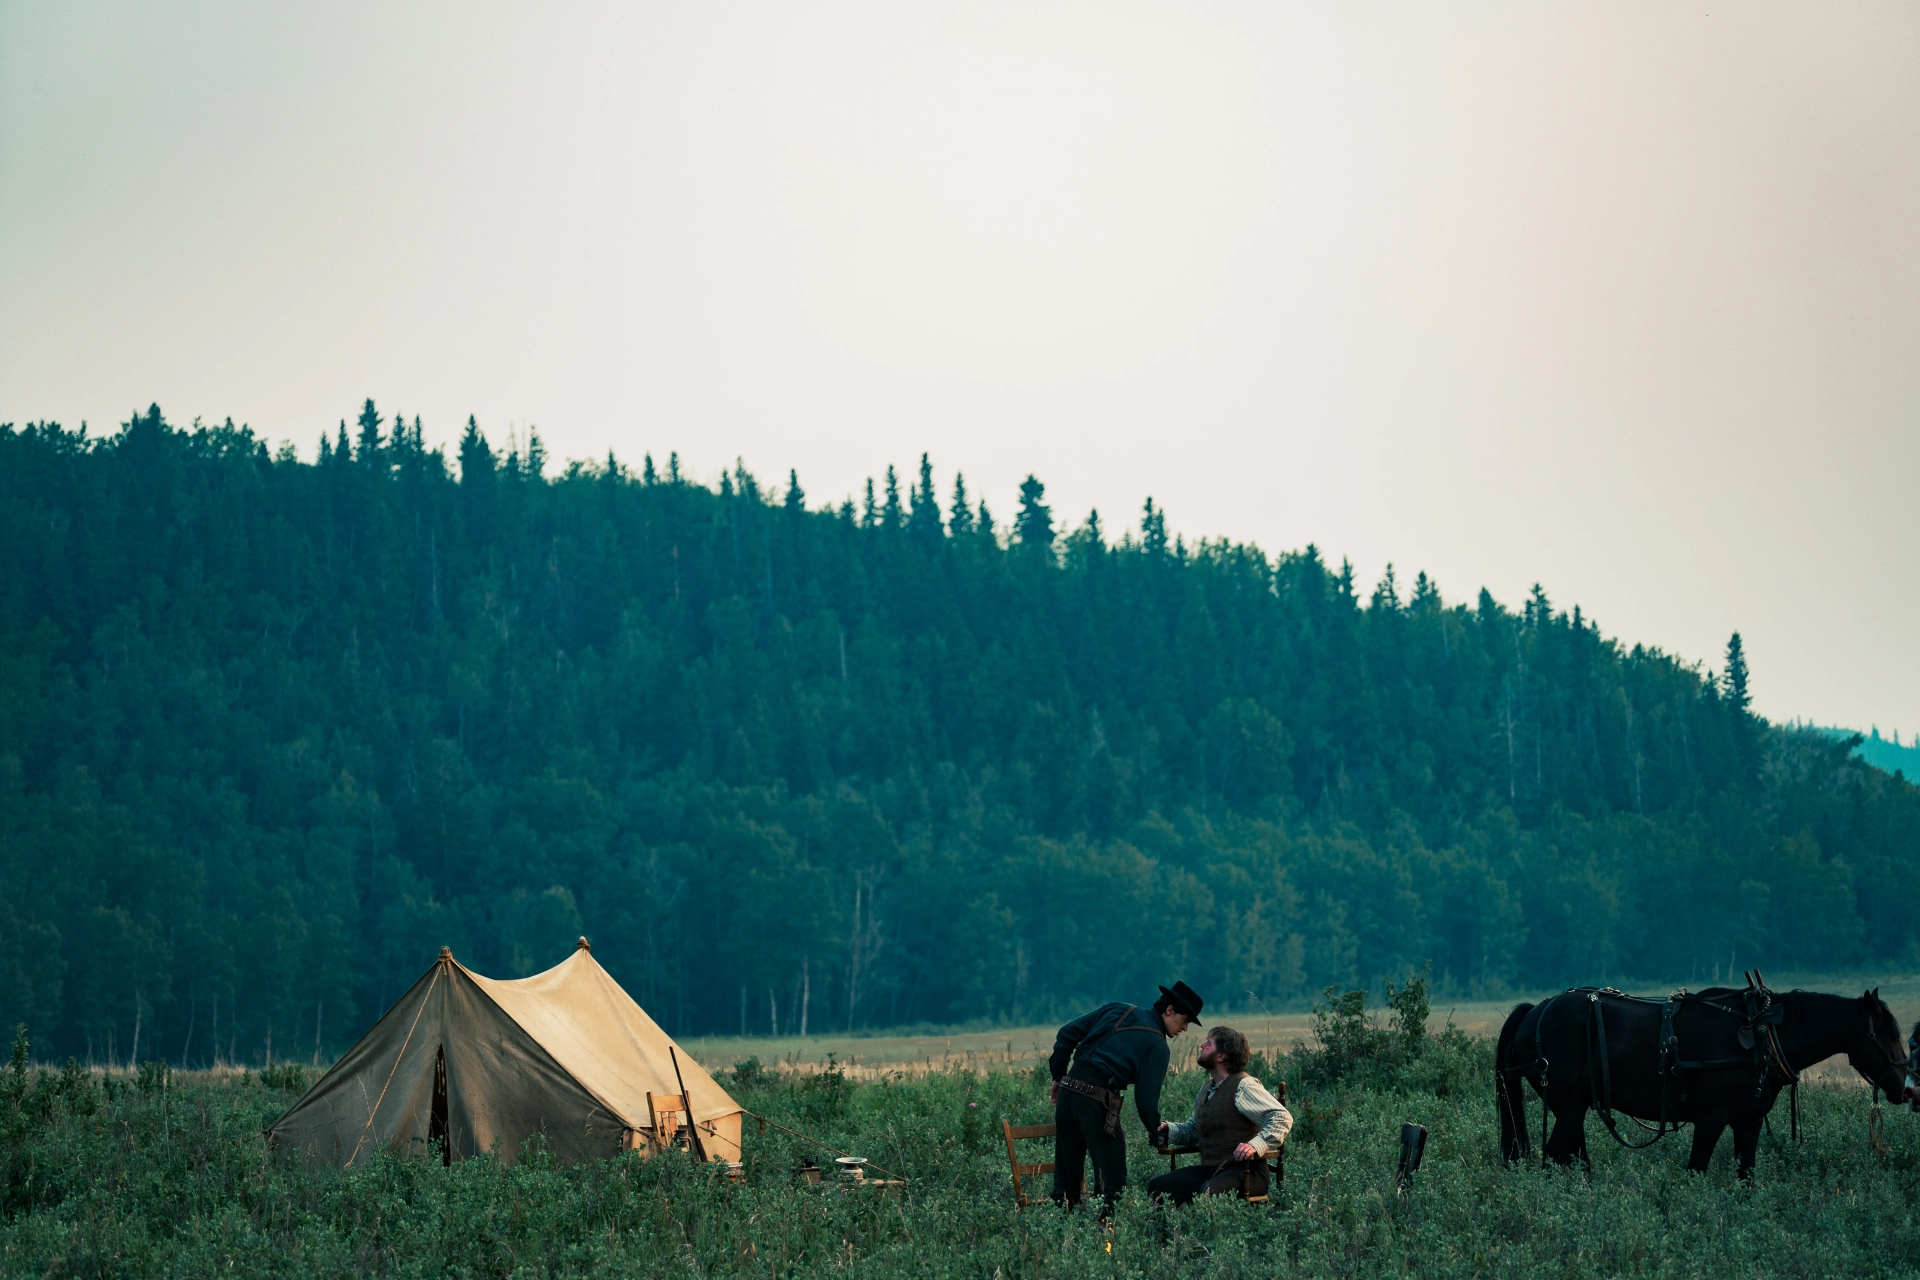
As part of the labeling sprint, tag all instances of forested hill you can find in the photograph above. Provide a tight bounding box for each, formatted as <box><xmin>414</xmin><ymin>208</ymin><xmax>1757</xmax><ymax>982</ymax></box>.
<box><xmin>2</xmin><ymin>406</ymin><xmax>1916</xmax><ymax>1064</ymax></box>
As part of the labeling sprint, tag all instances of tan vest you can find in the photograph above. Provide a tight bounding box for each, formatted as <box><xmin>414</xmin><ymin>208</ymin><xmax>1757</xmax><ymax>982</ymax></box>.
<box><xmin>1197</xmin><ymin>1071</ymin><xmax>1260</xmax><ymax>1164</ymax></box>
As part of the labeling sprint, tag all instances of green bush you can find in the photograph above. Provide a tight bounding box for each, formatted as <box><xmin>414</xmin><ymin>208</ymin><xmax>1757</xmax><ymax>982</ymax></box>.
<box><xmin>1293</xmin><ymin>966</ymin><xmax>1493</xmax><ymax>1096</ymax></box>
<box><xmin>259</xmin><ymin>1062</ymin><xmax>309</xmax><ymax>1091</ymax></box>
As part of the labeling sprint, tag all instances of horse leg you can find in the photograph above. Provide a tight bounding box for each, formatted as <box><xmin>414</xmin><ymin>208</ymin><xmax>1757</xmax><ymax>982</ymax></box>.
<box><xmin>1544</xmin><ymin>1102</ymin><xmax>1587</xmax><ymax>1167</ymax></box>
<box><xmin>1687</xmin><ymin>1118</ymin><xmax>1726</xmax><ymax>1173</ymax></box>
<box><xmin>1731</xmin><ymin>1114</ymin><xmax>1763</xmax><ymax>1181</ymax></box>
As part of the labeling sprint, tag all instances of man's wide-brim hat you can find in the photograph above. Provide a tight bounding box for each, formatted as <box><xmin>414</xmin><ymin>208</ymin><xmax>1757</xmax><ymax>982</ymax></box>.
<box><xmin>1158</xmin><ymin>981</ymin><xmax>1205</xmax><ymax>1020</ymax></box>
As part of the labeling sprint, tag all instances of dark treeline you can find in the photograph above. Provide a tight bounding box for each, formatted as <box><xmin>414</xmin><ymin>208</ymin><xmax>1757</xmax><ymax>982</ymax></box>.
<box><xmin>1</xmin><ymin>404</ymin><xmax>1916</xmax><ymax>1065</ymax></box>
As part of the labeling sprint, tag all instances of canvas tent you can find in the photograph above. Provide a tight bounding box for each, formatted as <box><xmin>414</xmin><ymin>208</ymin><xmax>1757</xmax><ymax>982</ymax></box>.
<box><xmin>269</xmin><ymin>940</ymin><xmax>743</xmax><ymax>1167</ymax></box>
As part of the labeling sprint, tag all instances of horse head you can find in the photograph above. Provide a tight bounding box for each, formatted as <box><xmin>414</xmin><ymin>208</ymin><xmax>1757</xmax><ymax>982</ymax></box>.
<box><xmin>1850</xmin><ymin>989</ymin><xmax>1913</xmax><ymax>1104</ymax></box>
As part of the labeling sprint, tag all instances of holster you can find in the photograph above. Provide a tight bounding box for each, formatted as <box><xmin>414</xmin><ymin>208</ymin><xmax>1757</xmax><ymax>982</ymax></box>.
<box><xmin>1058</xmin><ymin>1077</ymin><xmax>1126</xmax><ymax>1136</ymax></box>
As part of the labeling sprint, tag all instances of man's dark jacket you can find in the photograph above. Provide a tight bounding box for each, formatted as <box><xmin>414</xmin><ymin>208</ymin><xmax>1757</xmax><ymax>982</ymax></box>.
<box><xmin>1049</xmin><ymin>1002</ymin><xmax>1172</xmax><ymax>1134</ymax></box>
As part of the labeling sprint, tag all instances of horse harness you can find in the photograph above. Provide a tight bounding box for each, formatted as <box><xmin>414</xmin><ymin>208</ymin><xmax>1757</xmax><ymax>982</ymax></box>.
<box><xmin>1503</xmin><ymin>972</ymin><xmax>1804</xmax><ymax>1157</ymax></box>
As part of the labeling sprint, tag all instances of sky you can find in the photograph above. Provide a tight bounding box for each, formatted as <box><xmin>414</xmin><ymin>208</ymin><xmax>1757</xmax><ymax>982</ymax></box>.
<box><xmin>2</xmin><ymin>1</ymin><xmax>1917</xmax><ymax>738</ymax></box>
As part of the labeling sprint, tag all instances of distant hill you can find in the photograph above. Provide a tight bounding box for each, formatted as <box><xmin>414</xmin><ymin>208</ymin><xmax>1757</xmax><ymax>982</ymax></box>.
<box><xmin>1</xmin><ymin>404</ymin><xmax>1917</xmax><ymax>1063</ymax></box>
<box><xmin>1815</xmin><ymin>727</ymin><xmax>1920</xmax><ymax>780</ymax></box>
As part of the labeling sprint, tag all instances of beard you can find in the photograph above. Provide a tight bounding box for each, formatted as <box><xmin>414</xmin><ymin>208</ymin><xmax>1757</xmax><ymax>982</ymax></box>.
<box><xmin>1197</xmin><ymin>1048</ymin><xmax>1219</xmax><ymax>1070</ymax></box>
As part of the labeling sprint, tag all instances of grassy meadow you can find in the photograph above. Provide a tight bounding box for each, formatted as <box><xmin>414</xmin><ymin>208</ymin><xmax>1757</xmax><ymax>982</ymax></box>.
<box><xmin>8</xmin><ymin>987</ymin><xmax>1920</xmax><ymax>1279</ymax></box>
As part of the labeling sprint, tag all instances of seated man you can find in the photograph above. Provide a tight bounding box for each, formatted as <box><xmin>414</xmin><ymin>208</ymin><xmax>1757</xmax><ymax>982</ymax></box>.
<box><xmin>1148</xmin><ymin>1025</ymin><xmax>1290</xmax><ymax>1206</ymax></box>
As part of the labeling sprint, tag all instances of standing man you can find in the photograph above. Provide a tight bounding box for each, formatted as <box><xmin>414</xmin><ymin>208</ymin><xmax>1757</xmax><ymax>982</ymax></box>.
<box><xmin>1147</xmin><ymin>1025</ymin><xmax>1291</xmax><ymax>1205</ymax></box>
<box><xmin>1048</xmin><ymin>981</ymin><xmax>1205</xmax><ymax>1211</ymax></box>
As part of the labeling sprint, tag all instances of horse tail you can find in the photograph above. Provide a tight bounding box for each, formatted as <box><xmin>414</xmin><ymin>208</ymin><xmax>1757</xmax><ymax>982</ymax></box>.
<box><xmin>1496</xmin><ymin>1001</ymin><xmax>1536</xmax><ymax>1164</ymax></box>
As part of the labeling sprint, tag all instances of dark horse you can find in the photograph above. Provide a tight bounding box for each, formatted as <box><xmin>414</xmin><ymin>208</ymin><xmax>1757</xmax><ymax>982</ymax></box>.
<box><xmin>1496</xmin><ymin>980</ymin><xmax>1913</xmax><ymax>1178</ymax></box>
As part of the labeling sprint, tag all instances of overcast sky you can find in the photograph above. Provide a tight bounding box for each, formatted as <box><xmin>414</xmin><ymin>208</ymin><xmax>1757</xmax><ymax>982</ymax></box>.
<box><xmin>3</xmin><ymin>1</ymin><xmax>1916</xmax><ymax>737</ymax></box>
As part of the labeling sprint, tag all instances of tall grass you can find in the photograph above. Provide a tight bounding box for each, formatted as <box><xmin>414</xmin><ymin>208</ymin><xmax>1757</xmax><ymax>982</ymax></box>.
<box><xmin>6</xmin><ymin>1023</ymin><xmax>1920</xmax><ymax>1277</ymax></box>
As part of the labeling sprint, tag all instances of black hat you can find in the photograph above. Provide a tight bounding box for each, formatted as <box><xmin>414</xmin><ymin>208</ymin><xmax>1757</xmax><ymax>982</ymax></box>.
<box><xmin>1157</xmin><ymin>982</ymin><xmax>1205</xmax><ymax>1020</ymax></box>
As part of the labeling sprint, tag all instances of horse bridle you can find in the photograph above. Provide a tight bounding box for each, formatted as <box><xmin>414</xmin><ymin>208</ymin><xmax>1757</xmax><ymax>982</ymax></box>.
<box><xmin>1855</xmin><ymin>1000</ymin><xmax>1911</xmax><ymax>1095</ymax></box>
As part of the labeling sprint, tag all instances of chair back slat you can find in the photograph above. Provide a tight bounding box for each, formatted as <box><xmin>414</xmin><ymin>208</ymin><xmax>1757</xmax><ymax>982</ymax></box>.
<box><xmin>1002</xmin><ymin>1119</ymin><xmax>1057</xmax><ymax>1207</ymax></box>
<box><xmin>647</xmin><ymin>1091</ymin><xmax>691</xmax><ymax>1153</ymax></box>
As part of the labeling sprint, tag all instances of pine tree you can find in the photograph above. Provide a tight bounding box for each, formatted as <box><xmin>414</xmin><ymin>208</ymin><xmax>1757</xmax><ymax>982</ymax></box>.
<box><xmin>1141</xmin><ymin>498</ymin><xmax>1168</xmax><ymax>557</ymax></box>
<box><xmin>355</xmin><ymin>399</ymin><xmax>383</xmax><ymax>464</ymax></box>
<box><xmin>1014</xmin><ymin>475</ymin><xmax>1053</xmax><ymax>552</ymax></box>
<box><xmin>908</xmin><ymin>454</ymin><xmax>942</xmax><ymax>542</ymax></box>
<box><xmin>643</xmin><ymin>454</ymin><xmax>657</xmax><ymax>485</ymax></box>
<box><xmin>1077</xmin><ymin>510</ymin><xmax>1104</xmax><ymax>554</ymax></box>
<box><xmin>785</xmin><ymin>470</ymin><xmax>806</xmax><ymax>514</ymax></box>
<box><xmin>526</xmin><ymin>430</ymin><xmax>545</xmax><ymax>480</ymax></box>
<box><xmin>862</xmin><ymin>479</ymin><xmax>879</xmax><ymax>529</ymax></box>
<box><xmin>457</xmin><ymin>416</ymin><xmax>494</xmax><ymax>483</ymax></box>
<box><xmin>947</xmin><ymin>473</ymin><xmax>973</xmax><ymax>536</ymax></box>
<box><xmin>1371</xmin><ymin>565</ymin><xmax>1400</xmax><ymax>612</ymax></box>
<box><xmin>882</xmin><ymin>466</ymin><xmax>903</xmax><ymax>530</ymax></box>
<box><xmin>1411</xmin><ymin>571</ymin><xmax>1441</xmax><ymax>612</ymax></box>
<box><xmin>1724</xmin><ymin>633</ymin><xmax>1751</xmax><ymax>719</ymax></box>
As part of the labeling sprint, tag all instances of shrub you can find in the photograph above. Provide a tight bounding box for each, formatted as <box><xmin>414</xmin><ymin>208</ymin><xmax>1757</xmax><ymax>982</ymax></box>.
<box><xmin>1293</xmin><ymin>964</ymin><xmax>1490</xmax><ymax>1095</ymax></box>
<box><xmin>135</xmin><ymin>1059</ymin><xmax>172</xmax><ymax>1096</ymax></box>
<box><xmin>258</xmin><ymin>1062</ymin><xmax>308</xmax><ymax>1091</ymax></box>
<box><xmin>792</xmin><ymin>1053</ymin><xmax>852</xmax><ymax>1122</ymax></box>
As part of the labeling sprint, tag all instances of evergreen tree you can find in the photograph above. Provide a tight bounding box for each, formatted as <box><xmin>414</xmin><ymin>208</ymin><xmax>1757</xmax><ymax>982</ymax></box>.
<box><xmin>1142</xmin><ymin>497</ymin><xmax>1168</xmax><ymax>557</ymax></box>
<box><xmin>908</xmin><ymin>453</ymin><xmax>942</xmax><ymax>542</ymax></box>
<box><xmin>1725</xmin><ymin>632</ymin><xmax>1752</xmax><ymax>718</ymax></box>
<box><xmin>356</xmin><ymin>399</ymin><xmax>383</xmax><ymax>464</ymax></box>
<box><xmin>458</xmin><ymin>416</ymin><xmax>494</xmax><ymax>483</ymax></box>
<box><xmin>947</xmin><ymin>473</ymin><xmax>973</xmax><ymax>536</ymax></box>
<box><xmin>882</xmin><ymin>466</ymin><xmax>903</xmax><ymax>530</ymax></box>
<box><xmin>1411</xmin><ymin>571</ymin><xmax>1441</xmax><ymax>612</ymax></box>
<box><xmin>1014</xmin><ymin>475</ymin><xmax>1053</xmax><ymax>552</ymax></box>
<box><xmin>785</xmin><ymin>470</ymin><xmax>806</xmax><ymax>514</ymax></box>
<box><xmin>1371</xmin><ymin>565</ymin><xmax>1401</xmax><ymax>612</ymax></box>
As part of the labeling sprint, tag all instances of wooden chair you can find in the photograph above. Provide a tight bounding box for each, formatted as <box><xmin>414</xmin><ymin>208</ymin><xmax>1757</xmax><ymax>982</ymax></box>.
<box><xmin>647</xmin><ymin>1090</ymin><xmax>691</xmax><ymax>1154</ymax></box>
<box><xmin>1001</xmin><ymin>1120</ymin><xmax>1055</xmax><ymax>1208</ymax></box>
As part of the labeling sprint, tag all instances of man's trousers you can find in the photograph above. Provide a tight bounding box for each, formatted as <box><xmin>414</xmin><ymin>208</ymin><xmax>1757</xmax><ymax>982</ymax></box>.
<box><xmin>1146</xmin><ymin>1158</ymin><xmax>1267</xmax><ymax>1206</ymax></box>
<box><xmin>1050</xmin><ymin>1089</ymin><xmax>1127</xmax><ymax>1210</ymax></box>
